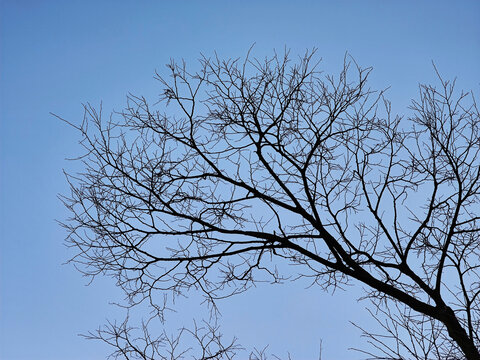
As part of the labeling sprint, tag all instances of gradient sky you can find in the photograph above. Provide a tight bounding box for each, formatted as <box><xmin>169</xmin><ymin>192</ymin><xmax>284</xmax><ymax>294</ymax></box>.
<box><xmin>1</xmin><ymin>1</ymin><xmax>479</xmax><ymax>359</ymax></box>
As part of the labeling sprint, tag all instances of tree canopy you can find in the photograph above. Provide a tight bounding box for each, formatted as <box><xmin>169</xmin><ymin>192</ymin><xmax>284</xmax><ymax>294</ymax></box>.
<box><xmin>62</xmin><ymin>50</ymin><xmax>480</xmax><ymax>359</ymax></box>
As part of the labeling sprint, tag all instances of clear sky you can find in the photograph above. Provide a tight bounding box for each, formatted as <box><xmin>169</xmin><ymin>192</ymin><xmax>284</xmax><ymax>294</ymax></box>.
<box><xmin>1</xmin><ymin>1</ymin><xmax>479</xmax><ymax>359</ymax></box>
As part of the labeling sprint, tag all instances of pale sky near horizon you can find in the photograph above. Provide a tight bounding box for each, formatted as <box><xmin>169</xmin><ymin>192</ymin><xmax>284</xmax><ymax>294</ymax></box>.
<box><xmin>1</xmin><ymin>1</ymin><xmax>479</xmax><ymax>359</ymax></box>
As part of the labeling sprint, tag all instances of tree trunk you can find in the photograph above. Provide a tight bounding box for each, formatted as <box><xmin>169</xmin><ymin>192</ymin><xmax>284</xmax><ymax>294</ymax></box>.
<box><xmin>440</xmin><ymin>306</ymin><xmax>480</xmax><ymax>360</ymax></box>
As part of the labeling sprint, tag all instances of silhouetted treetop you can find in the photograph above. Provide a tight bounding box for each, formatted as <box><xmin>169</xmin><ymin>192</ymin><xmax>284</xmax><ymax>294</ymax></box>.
<box><xmin>62</xmin><ymin>49</ymin><xmax>480</xmax><ymax>359</ymax></box>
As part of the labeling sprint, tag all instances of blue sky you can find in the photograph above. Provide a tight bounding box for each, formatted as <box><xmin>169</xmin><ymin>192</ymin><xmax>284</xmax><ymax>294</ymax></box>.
<box><xmin>1</xmin><ymin>1</ymin><xmax>479</xmax><ymax>359</ymax></box>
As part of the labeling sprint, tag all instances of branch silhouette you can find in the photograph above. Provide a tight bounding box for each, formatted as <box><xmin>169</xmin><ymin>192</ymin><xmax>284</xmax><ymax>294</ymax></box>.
<box><xmin>61</xmin><ymin>49</ymin><xmax>480</xmax><ymax>359</ymax></box>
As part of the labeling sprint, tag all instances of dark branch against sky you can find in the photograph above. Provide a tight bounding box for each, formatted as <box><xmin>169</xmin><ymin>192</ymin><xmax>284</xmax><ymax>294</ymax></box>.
<box><xmin>1</xmin><ymin>1</ymin><xmax>479</xmax><ymax>359</ymax></box>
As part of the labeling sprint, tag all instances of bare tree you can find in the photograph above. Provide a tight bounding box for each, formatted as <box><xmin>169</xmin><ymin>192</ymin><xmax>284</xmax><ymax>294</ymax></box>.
<box><xmin>61</xmin><ymin>49</ymin><xmax>480</xmax><ymax>359</ymax></box>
